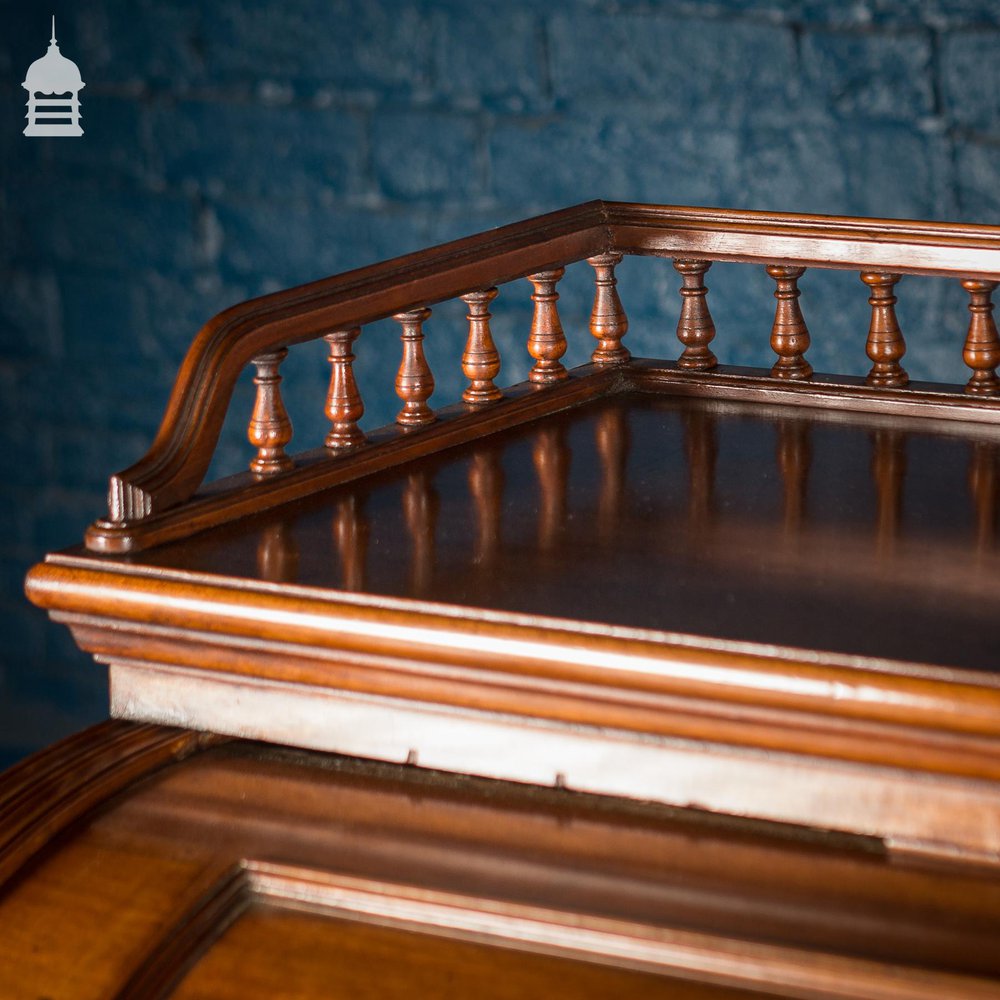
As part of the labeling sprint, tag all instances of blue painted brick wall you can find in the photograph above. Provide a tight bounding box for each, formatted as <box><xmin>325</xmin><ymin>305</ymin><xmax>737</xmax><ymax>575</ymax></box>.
<box><xmin>3</xmin><ymin>0</ymin><xmax>1000</xmax><ymax>765</ymax></box>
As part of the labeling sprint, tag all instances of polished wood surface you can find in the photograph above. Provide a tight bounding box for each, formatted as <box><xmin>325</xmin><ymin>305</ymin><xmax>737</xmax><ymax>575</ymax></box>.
<box><xmin>3</xmin><ymin>722</ymin><xmax>1000</xmax><ymax>998</ymax></box>
<box><xmin>130</xmin><ymin>390</ymin><xmax>1000</xmax><ymax>673</ymax></box>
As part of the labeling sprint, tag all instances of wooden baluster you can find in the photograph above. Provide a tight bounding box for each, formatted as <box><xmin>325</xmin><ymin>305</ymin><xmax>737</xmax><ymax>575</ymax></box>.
<box><xmin>257</xmin><ymin>520</ymin><xmax>298</xmax><ymax>583</ymax></box>
<box><xmin>961</xmin><ymin>279</ymin><xmax>1000</xmax><ymax>395</ymax></box>
<box><xmin>403</xmin><ymin>469</ymin><xmax>438</xmax><ymax>596</ymax></box>
<box><xmin>468</xmin><ymin>446</ymin><xmax>504</xmax><ymax>568</ymax></box>
<box><xmin>461</xmin><ymin>288</ymin><xmax>502</xmax><ymax>405</ymax></box>
<box><xmin>587</xmin><ymin>252</ymin><xmax>630</xmax><ymax>365</ymax></box>
<box><xmin>596</xmin><ymin>404</ymin><xmax>629</xmax><ymax>544</ymax></box>
<box><xmin>394</xmin><ymin>307</ymin><xmax>435</xmax><ymax>426</ymax></box>
<box><xmin>684</xmin><ymin>407</ymin><xmax>717</xmax><ymax>526</ymax></box>
<box><xmin>248</xmin><ymin>348</ymin><xmax>293</xmax><ymax>475</ymax></box>
<box><xmin>324</xmin><ymin>327</ymin><xmax>365</xmax><ymax>450</ymax></box>
<box><xmin>862</xmin><ymin>272</ymin><xmax>908</xmax><ymax>388</ymax></box>
<box><xmin>777</xmin><ymin>419</ymin><xmax>811</xmax><ymax>534</ymax></box>
<box><xmin>871</xmin><ymin>428</ymin><xmax>906</xmax><ymax>556</ymax></box>
<box><xmin>767</xmin><ymin>265</ymin><xmax>812</xmax><ymax>380</ymax></box>
<box><xmin>527</xmin><ymin>268</ymin><xmax>569</xmax><ymax>383</ymax></box>
<box><xmin>533</xmin><ymin>425</ymin><xmax>570</xmax><ymax>551</ymax></box>
<box><xmin>969</xmin><ymin>442</ymin><xmax>998</xmax><ymax>551</ymax></box>
<box><xmin>333</xmin><ymin>493</ymin><xmax>368</xmax><ymax>592</ymax></box>
<box><xmin>673</xmin><ymin>260</ymin><xmax>717</xmax><ymax>370</ymax></box>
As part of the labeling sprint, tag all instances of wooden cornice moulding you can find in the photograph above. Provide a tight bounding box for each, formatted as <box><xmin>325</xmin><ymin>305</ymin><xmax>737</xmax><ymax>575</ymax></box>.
<box><xmin>25</xmin><ymin>556</ymin><xmax>1000</xmax><ymax>861</ymax></box>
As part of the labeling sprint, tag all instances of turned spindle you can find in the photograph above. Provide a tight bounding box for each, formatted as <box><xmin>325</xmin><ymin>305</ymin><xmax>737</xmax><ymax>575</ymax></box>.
<box><xmin>333</xmin><ymin>494</ymin><xmax>368</xmax><ymax>592</ymax></box>
<box><xmin>403</xmin><ymin>469</ymin><xmax>438</xmax><ymax>596</ymax></box>
<box><xmin>324</xmin><ymin>327</ymin><xmax>365</xmax><ymax>450</ymax></box>
<box><xmin>767</xmin><ymin>265</ymin><xmax>812</xmax><ymax>380</ymax></box>
<box><xmin>394</xmin><ymin>307</ymin><xmax>435</xmax><ymax>426</ymax></box>
<box><xmin>862</xmin><ymin>272</ymin><xmax>908</xmax><ymax>388</ymax></box>
<box><xmin>587</xmin><ymin>252</ymin><xmax>630</xmax><ymax>365</ymax></box>
<box><xmin>248</xmin><ymin>348</ymin><xmax>293</xmax><ymax>476</ymax></box>
<box><xmin>461</xmin><ymin>287</ymin><xmax>502</xmax><ymax>404</ymax></box>
<box><xmin>595</xmin><ymin>404</ymin><xmax>629</xmax><ymax>544</ymax></box>
<box><xmin>533</xmin><ymin>425</ymin><xmax>570</xmax><ymax>551</ymax></box>
<box><xmin>961</xmin><ymin>279</ymin><xmax>1000</xmax><ymax>395</ymax></box>
<box><xmin>777</xmin><ymin>419</ymin><xmax>811</xmax><ymax>533</ymax></box>
<box><xmin>673</xmin><ymin>260</ymin><xmax>717</xmax><ymax>370</ymax></box>
<box><xmin>468</xmin><ymin>447</ymin><xmax>504</xmax><ymax>568</ymax></box>
<box><xmin>527</xmin><ymin>268</ymin><xmax>569</xmax><ymax>383</ymax></box>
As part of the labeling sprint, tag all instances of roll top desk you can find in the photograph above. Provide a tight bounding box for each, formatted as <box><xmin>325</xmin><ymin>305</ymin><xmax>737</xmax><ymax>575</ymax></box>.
<box><xmin>7</xmin><ymin>202</ymin><xmax>1000</xmax><ymax>997</ymax></box>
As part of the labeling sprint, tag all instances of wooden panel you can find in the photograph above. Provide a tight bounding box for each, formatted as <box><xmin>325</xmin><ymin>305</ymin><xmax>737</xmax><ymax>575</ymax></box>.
<box><xmin>3</xmin><ymin>730</ymin><xmax>1000</xmax><ymax>997</ymax></box>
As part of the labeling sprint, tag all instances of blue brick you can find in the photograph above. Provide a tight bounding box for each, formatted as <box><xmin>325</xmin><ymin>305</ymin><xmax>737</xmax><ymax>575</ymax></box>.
<box><xmin>548</xmin><ymin>13</ymin><xmax>797</xmax><ymax>124</ymax></box>
<box><xmin>491</xmin><ymin>115</ymin><xmax>741</xmax><ymax>210</ymax></box>
<box><xmin>372</xmin><ymin>111</ymin><xmax>483</xmax><ymax>203</ymax></box>
<box><xmin>203</xmin><ymin>1</ymin><xmax>432</xmax><ymax>94</ymax></box>
<box><xmin>432</xmin><ymin>6</ymin><xmax>546</xmax><ymax>109</ymax></box>
<box><xmin>0</xmin><ymin>269</ymin><xmax>62</xmax><ymax>362</ymax></box>
<box><xmin>941</xmin><ymin>30</ymin><xmax>1000</xmax><ymax>129</ymax></box>
<box><xmin>737</xmin><ymin>124</ymin><xmax>952</xmax><ymax>219</ymax></box>
<box><xmin>13</xmin><ymin>180</ymin><xmax>200</xmax><ymax>272</ymax></box>
<box><xmin>956</xmin><ymin>142</ymin><xmax>1000</xmax><ymax>222</ymax></box>
<box><xmin>215</xmin><ymin>200</ymin><xmax>430</xmax><ymax>284</ymax></box>
<box><xmin>799</xmin><ymin>31</ymin><xmax>934</xmax><ymax>120</ymax></box>
<box><xmin>150</xmin><ymin>101</ymin><xmax>366</xmax><ymax>203</ymax></box>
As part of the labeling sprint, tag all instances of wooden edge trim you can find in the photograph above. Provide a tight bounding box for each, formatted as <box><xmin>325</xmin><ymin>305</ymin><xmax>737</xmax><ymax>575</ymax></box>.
<box><xmin>24</xmin><ymin>559</ymin><xmax>1000</xmax><ymax>739</ymax></box>
<box><xmin>629</xmin><ymin>361</ymin><xmax>1000</xmax><ymax>425</ymax></box>
<box><xmin>85</xmin><ymin>366</ymin><xmax>623</xmax><ymax>554</ymax></box>
<box><xmin>114</xmin><ymin>865</ymin><xmax>252</xmax><ymax>1000</ymax></box>
<box><xmin>0</xmin><ymin>720</ymin><xmax>216</xmax><ymax>889</ymax></box>
<box><xmin>241</xmin><ymin>862</ymin><xmax>1000</xmax><ymax>1000</ymax></box>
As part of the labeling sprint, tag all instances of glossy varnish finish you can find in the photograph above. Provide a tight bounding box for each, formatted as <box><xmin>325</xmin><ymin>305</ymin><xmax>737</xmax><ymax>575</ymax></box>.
<box><xmin>3</xmin><ymin>725</ymin><xmax>1000</xmax><ymax>998</ymax></box>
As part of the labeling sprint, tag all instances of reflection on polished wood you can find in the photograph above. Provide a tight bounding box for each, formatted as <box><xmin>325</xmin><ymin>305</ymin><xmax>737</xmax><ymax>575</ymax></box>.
<box><xmin>256</xmin><ymin>520</ymin><xmax>298</xmax><ymax>584</ymax></box>
<box><xmin>403</xmin><ymin>469</ymin><xmax>438</xmax><ymax>597</ymax></box>
<box><xmin>333</xmin><ymin>494</ymin><xmax>368</xmax><ymax>592</ymax></box>
<box><xmin>683</xmin><ymin>407</ymin><xmax>717</xmax><ymax>528</ymax></box>
<box><xmin>136</xmin><ymin>391</ymin><xmax>1000</xmax><ymax>673</ymax></box>
<box><xmin>595</xmin><ymin>405</ymin><xmax>629</xmax><ymax>544</ymax></box>
<box><xmin>777</xmin><ymin>419</ymin><xmax>811</xmax><ymax>535</ymax></box>
<box><xmin>871</xmin><ymin>429</ymin><xmax>906</xmax><ymax>558</ymax></box>
<box><xmin>533</xmin><ymin>424</ymin><xmax>570</xmax><ymax>551</ymax></box>
<box><xmin>468</xmin><ymin>447</ymin><xmax>504</xmax><ymax>569</ymax></box>
<box><xmin>969</xmin><ymin>441</ymin><xmax>998</xmax><ymax>552</ymax></box>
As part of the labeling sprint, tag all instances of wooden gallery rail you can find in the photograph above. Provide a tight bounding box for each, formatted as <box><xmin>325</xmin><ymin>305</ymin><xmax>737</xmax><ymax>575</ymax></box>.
<box><xmin>83</xmin><ymin>200</ymin><xmax>1000</xmax><ymax>554</ymax></box>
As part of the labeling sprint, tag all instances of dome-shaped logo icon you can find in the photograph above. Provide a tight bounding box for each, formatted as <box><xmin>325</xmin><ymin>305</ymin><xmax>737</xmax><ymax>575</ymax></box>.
<box><xmin>22</xmin><ymin>16</ymin><xmax>85</xmax><ymax>137</ymax></box>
